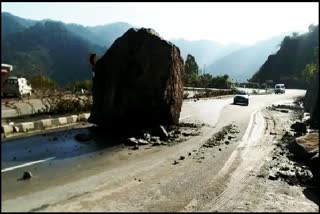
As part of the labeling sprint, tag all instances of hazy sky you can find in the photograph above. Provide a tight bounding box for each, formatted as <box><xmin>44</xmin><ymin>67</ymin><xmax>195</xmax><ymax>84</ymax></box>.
<box><xmin>2</xmin><ymin>2</ymin><xmax>319</xmax><ymax>45</ymax></box>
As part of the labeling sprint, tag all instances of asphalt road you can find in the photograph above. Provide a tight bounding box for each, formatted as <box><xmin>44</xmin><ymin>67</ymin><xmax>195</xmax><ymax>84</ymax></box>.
<box><xmin>1</xmin><ymin>89</ymin><xmax>306</xmax><ymax>211</ymax></box>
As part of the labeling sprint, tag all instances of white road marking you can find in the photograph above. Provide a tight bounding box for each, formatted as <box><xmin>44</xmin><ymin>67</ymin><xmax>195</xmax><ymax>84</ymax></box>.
<box><xmin>179</xmin><ymin>115</ymin><xmax>191</xmax><ymax>120</ymax></box>
<box><xmin>1</xmin><ymin>157</ymin><xmax>56</xmax><ymax>173</ymax></box>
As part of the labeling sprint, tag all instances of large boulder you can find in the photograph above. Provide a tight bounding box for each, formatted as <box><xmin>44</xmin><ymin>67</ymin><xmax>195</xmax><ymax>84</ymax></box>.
<box><xmin>89</xmin><ymin>28</ymin><xmax>184</xmax><ymax>128</ymax></box>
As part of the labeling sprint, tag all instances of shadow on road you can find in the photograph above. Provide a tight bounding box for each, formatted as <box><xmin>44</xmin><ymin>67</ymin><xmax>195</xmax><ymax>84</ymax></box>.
<box><xmin>1</xmin><ymin>127</ymin><xmax>124</xmax><ymax>163</ymax></box>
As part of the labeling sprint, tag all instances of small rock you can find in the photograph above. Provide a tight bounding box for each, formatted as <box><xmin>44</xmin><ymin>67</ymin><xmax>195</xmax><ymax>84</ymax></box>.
<box><xmin>138</xmin><ymin>179</ymin><xmax>141</xmax><ymax>182</ymax></box>
<box><xmin>22</xmin><ymin>171</ymin><xmax>32</xmax><ymax>180</ymax></box>
<box><xmin>225</xmin><ymin>141</ymin><xmax>230</xmax><ymax>145</ymax></box>
<box><xmin>137</xmin><ymin>139</ymin><xmax>149</xmax><ymax>145</ymax></box>
<box><xmin>290</xmin><ymin>121</ymin><xmax>307</xmax><ymax>133</ymax></box>
<box><xmin>173</xmin><ymin>160</ymin><xmax>179</xmax><ymax>165</ymax></box>
<box><xmin>156</xmin><ymin>125</ymin><xmax>169</xmax><ymax>140</ymax></box>
<box><xmin>174</xmin><ymin>130</ymin><xmax>181</xmax><ymax>135</ymax></box>
<box><xmin>150</xmin><ymin>136</ymin><xmax>160</xmax><ymax>142</ymax></box>
<box><xmin>219</xmin><ymin>148</ymin><xmax>222</xmax><ymax>151</ymax></box>
<box><xmin>152</xmin><ymin>142</ymin><xmax>161</xmax><ymax>146</ymax></box>
<box><xmin>188</xmin><ymin>152</ymin><xmax>192</xmax><ymax>156</ymax></box>
<box><xmin>128</xmin><ymin>152</ymin><xmax>132</xmax><ymax>155</ymax></box>
<box><xmin>280</xmin><ymin>109</ymin><xmax>289</xmax><ymax>113</ymax></box>
<box><xmin>143</xmin><ymin>133</ymin><xmax>151</xmax><ymax>141</ymax></box>
<box><xmin>268</xmin><ymin>173</ymin><xmax>278</xmax><ymax>180</ymax></box>
<box><xmin>179</xmin><ymin>156</ymin><xmax>185</xmax><ymax>160</ymax></box>
<box><xmin>270</xmin><ymin>132</ymin><xmax>277</xmax><ymax>135</ymax></box>
<box><xmin>125</xmin><ymin>137</ymin><xmax>138</xmax><ymax>146</ymax></box>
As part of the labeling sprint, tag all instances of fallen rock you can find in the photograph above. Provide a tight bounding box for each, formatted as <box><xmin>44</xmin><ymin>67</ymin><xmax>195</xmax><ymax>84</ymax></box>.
<box><xmin>227</xmin><ymin>135</ymin><xmax>236</xmax><ymax>140</ymax></box>
<box><xmin>152</xmin><ymin>142</ymin><xmax>161</xmax><ymax>146</ymax></box>
<box><xmin>179</xmin><ymin>156</ymin><xmax>185</xmax><ymax>160</ymax></box>
<box><xmin>125</xmin><ymin>137</ymin><xmax>139</xmax><ymax>146</ymax></box>
<box><xmin>143</xmin><ymin>133</ymin><xmax>151</xmax><ymax>141</ymax></box>
<box><xmin>137</xmin><ymin>139</ymin><xmax>149</xmax><ymax>145</ymax></box>
<box><xmin>155</xmin><ymin>125</ymin><xmax>169</xmax><ymax>140</ymax></box>
<box><xmin>150</xmin><ymin>136</ymin><xmax>160</xmax><ymax>142</ymax></box>
<box><xmin>173</xmin><ymin>160</ymin><xmax>179</xmax><ymax>165</ymax></box>
<box><xmin>288</xmin><ymin>132</ymin><xmax>319</xmax><ymax>160</ymax></box>
<box><xmin>22</xmin><ymin>171</ymin><xmax>32</xmax><ymax>180</ymax></box>
<box><xmin>88</xmin><ymin>28</ymin><xmax>184</xmax><ymax>128</ymax></box>
<box><xmin>268</xmin><ymin>172</ymin><xmax>278</xmax><ymax>180</ymax></box>
<box><xmin>174</xmin><ymin>130</ymin><xmax>181</xmax><ymax>135</ymax></box>
<box><xmin>290</xmin><ymin>121</ymin><xmax>307</xmax><ymax>134</ymax></box>
<box><xmin>280</xmin><ymin>109</ymin><xmax>289</xmax><ymax>113</ymax></box>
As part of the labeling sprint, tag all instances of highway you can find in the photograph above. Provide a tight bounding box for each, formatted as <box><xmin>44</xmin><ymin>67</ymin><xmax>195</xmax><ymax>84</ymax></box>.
<box><xmin>1</xmin><ymin>89</ymin><xmax>306</xmax><ymax>211</ymax></box>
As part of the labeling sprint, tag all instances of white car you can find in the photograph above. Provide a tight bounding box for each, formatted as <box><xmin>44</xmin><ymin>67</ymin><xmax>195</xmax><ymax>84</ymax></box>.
<box><xmin>274</xmin><ymin>84</ymin><xmax>285</xmax><ymax>94</ymax></box>
<box><xmin>233</xmin><ymin>91</ymin><xmax>249</xmax><ymax>106</ymax></box>
<box><xmin>3</xmin><ymin>76</ymin><xmax>32</xmax><ymax>97</ymax></box>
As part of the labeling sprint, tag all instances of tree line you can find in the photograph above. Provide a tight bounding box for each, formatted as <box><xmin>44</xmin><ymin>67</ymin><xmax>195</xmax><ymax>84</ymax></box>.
<box><xmin>183</xmin><ymin>54</ymin><xmax>232</xmax><ymax>89</ymax></box>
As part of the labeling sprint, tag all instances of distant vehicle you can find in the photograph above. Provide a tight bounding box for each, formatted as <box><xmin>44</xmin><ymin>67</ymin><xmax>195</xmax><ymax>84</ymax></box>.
<box><xmin>3</xmin><ymin>76</ymin><xmax>32</xmax><ymax>97</ymax></box>
<box><xmin>274</xmin><ymin>84</ymin><xmax>285</xmax><ymax>94</ymax></box>
<box><xmin>233</xmin><ymin>90</ymin><xmax>249</xmax><ymax>106</ymax></box>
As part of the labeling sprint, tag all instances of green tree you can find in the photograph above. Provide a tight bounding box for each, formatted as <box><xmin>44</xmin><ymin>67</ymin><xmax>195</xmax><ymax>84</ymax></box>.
<box><xmin>302</xmin><ymin>63</ymin><xmax>317</xmax><ymax>82</ymax></box>
<box><xmin>184</xmin><ymin>54</ymin><xmax>199</xmax><ymax>87</ymax></box>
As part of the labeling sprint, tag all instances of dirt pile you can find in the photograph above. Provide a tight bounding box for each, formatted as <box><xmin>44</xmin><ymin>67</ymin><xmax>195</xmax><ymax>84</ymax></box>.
<box><xmin>89</xmin><ymin>28</ymin><xmax>184</xmax><ymax>129</ymax></box>
<box><xmin>122</xmin><ymin>123</ymin><xmax>203</xmax><ymax>150</ymax></box>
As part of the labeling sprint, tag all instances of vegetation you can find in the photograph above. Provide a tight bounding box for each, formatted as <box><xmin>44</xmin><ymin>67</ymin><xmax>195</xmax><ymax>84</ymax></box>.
<box><xmin>30</xmin><ymin>74</ymin><xmax>58</xmax><ymax>89</ymax></box>
<box><xmin>1</xmin><ymin>17</ymin><xmax>105</xmax><ymax>86</ymax></box>
<box><xmin>250</xmin><ymin>25</ymin><xmax>319</xmax><ymax>88</ymax></box>
<box><xmin>183</xmin><ymin>54</ymin><xmax>232</xmax><ymax>89</ymax></box>
<box><xmin>64</xmin><ymin>80</ymin><xmax>92</xmax><ymax>93</ymax></box>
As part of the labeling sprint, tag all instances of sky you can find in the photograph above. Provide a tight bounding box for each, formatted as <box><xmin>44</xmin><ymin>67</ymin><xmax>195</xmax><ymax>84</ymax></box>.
<box><xmin>1</xmin><ymin>2</ymin><xmax>319</xmax><ymax>45</ymax></box>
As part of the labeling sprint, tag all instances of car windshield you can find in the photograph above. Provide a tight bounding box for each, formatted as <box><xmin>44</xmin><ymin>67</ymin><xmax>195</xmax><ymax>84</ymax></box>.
<box><xmin>236</xmin><ymin>91</ymin><xmax>247</xmax><ymax>95</ymax></box>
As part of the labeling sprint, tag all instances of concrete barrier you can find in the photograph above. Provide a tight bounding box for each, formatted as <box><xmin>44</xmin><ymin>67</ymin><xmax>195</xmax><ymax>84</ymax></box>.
<box><xmin>17</xmin><ymin>122</ymin><xmax>35</xmax><ymax>132</ymax></box>
<box><xmin>34</xmin><ymin>121</ymin><xmax>44</xmax><ymax>130</ymax></box>
<box><xmin>67</xmin><ymin>115</ymin><xmax>78</xmax><ymax>123</ymax></box>
<box><xmin>2</xmin><ymin>125</ymin><xmax>13</xmax><ymax>134</ymax></box>
<box><xmin>79</xmin><ymin>113</ymin><xmax>90</xmax><ymax>122</ymax></box>
<box><xmin>58</xmin><ymin>117</ymin><xmax>68</xmax><ymax>125</ymax></box>
<box><xmin>2</xmin><ymin>112</ymin><xmax>91</xmax><ymax>136</ymax></box>
<box><xmin>41</xmin><ymin>119</ymin><xmax>53</xmax><ymax>129</ymax></box>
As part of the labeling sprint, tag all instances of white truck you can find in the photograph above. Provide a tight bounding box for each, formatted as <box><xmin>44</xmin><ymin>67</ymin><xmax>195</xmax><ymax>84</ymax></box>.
<box><xmin>3</xmin><ymin>76</ymin><xmax>32</xmax><ymax>97</ymax></box>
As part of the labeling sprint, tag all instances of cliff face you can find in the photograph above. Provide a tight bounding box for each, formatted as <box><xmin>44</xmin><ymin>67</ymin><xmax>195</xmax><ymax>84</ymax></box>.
<box><xmin>250</xmin><ymin>26</ymin><xmax>319</xmax><ymax>89</ymax></box>
<box><xmin>304</xmin><ymin>71</ymin><xmax>319</xmax><ymax>128</ymax></box>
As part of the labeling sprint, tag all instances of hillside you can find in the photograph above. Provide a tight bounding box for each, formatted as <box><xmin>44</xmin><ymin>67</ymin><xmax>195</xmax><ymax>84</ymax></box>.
<box><xmin>170</xmin><ymin>39</ymin><xmax>245</xmax><ymax>68</ymax></box>
<box><xmin>1</xmin><ymin>21</ymin><xmax>105</xmax><ymax>86</ymax></box>
<box><xmin>250</xmin><ymin>25</ymin><xmax>319</xmax><ymax>88</ymax></box>
<box><xmin>205</xmin><ymin>34</ymin><xmax>292</xmax><ymax>82</ymax></box>
<box><xmin>1</xmin><ymin>12</ymin><xmax>37</xmax><ymax>39</ymax></box>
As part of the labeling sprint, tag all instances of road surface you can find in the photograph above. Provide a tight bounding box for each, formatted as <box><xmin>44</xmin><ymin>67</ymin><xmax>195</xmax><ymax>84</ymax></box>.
<box><xmin>2</xmin><ymin>89</ymin><xmax>315</xmax><ymax>212</ymax></box>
